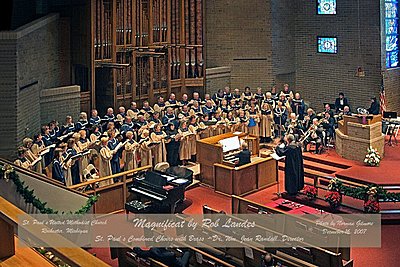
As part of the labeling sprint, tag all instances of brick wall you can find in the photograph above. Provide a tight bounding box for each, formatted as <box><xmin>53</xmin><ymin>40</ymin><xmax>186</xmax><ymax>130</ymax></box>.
<box><xmin>205</xmin><ymin>66</ymin><xmax>231</xmax><ymax>95</ymax></box>
<box><xmin>40</xmin><ymin>86</ymin><xmax>81</xmax><ymax>124</ymax></box>
<box><xmin>0</xmin><ymin>14</ymin><xmax>76</xmax><ymax>159</ymax></box>
<box><xmin>294</xmin><ymin>0</ymin><xmax>382</xmax><ymax>112</ymax></box>
<box><xmin>271</xmin><ymin>0</ymin><xmax>295</xmax><ymax>89</ymax></box>
<box><xmin>205</xmin><ymin>0</ymin><xmax>273</xmax><ymax>90</ymax></box>
<box><xmin>383</xmin><ymin>69</ymin><xmax>400</xmax><ymax>113</ymax></box>
<box><xmin>0</xmin><ymin>38</ymin><xmax>18</xmax><ymax>158</ymax></box>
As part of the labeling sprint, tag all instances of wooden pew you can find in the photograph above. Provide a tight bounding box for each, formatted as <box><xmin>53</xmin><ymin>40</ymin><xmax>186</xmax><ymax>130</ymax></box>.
<box><xmin>231</xmin><ymin>195</ymin><xmax>354</xmax><ymax>267</ymax></box>
<box><xmin>0</xmin><ymin>196</ymin><xmax>110</xmax><ymax>267</ymax></box>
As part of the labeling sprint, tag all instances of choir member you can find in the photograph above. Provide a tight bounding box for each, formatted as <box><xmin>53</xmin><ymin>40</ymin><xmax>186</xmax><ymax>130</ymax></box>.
<box><xmin>154</xmin><ymin>96</ymin><xmax>166</xmax><ymax>116</ymax></box>
<box><xmin>76</xmin><ymin>112</ymin><xmax>89</xmax><ymax>133</ymax></box>
<box><xmin>66</xmin><ymin>138</ymin><xmax>80</xmax><ymax>185</ymax></box>
<box><xmin>118</xmin><ymin>106</ymin><xmax>126</xmax><ymax>118</ymax></box>
<box><xmin>189</xmin><ymin>100</ymin><xmax>202</xmax><ymax>117</ymax></box>
<box><xmin>367</xmin><ymin>97</ymin><xmax>380</xmax><ymax>115</ymax></box>
<box><xmin>232</xmin><ymin>88</ymin><xmax>241</xmax><ymax>102</ymax></box>
<box><xmin>202</xmin><ymin>100</ymin><xmax>215</xmax><ymax>119</ymax></box>
<box><xmin>270</xmin><ymin>86</ymin><xmax>279</xmax><ymax>101</ymax></box>
<box><xmin>188</xmin><ymin>116</ymin><xmax>199</xmax><ymax>161</ymax></box>
<box><xmin>273</xmin><ymin>101</ymin><xmax>288</xmax><ymax>137</ymax></box>
<box><xmin>139</xmin><ymin>129</ymin><xmax>152</xmax><ymax>167</ymax></box>
<box><xmin>52</xmin><ymin>149</ymin><xmax>65</xmax><ymax>185</ymax></box>
<box><xmin>178</xmin><ymin>105</ymin><xmax>190</xmax><ymax>121</ymax></box>
<box><xmin>248</xmin><ymin>103</ymin><xmax>260</xmax><ymax>136</ymax></box>
<box><xmin>89</xmin><ymin>109</ymin><xmax>101</xmax><ymax>126</ymax></box>
<box><xmin>291</xmin><ymin>93</ymin><xmax>305</xmax><ymax>120</ymax></box>
<box><xmin>120</xmin><ymin>116</ymin><xmax>135</xmax><ymax>135</ymax></box>
<box><xmin>22</xmin><ymin>138</ymin><xmax>39</xmax><ymax>172</ymax></box>
<box><xmin>212</xmin><ymin>89</ymin><xmax>225</xmax><ymax>106</ymax></box>
<box><xmin>213</xmin><ymin>112</ymin><xmax>226</xmax><ymax>135</ymax></box>
<box><xmin>165</xmin><ymin>123</ymin><xmax>181</xmax><ymax>166</ymax></box>
<box><xmin>31</xmin><ymin>133</ymin><xmax>45</xmax><ymax>174</ymax></box>
<box><xmin>141</xmin><ymin>101</ymin><xmax>154</xmax><ymax>120</ymax></box>
<box><xmin>41</xmin><ymin>125</ymin><xmax>53</xmax><ymax>171</ymax></box>
<box><xmin>150</xmin><ymin>123</ymin><xmax>167</xmax><ymax>165</ymax></box>
<box><xmin>180</xmin><ymin>93</ymin><xmax>189</xmax><ymax>106</ymax></box>
<box><xmin>254</xmin><ymin>87</ymin><xmax>265</xmax><ymax>103</ymax></box>
<box><xmin>204</xmin><ymin>93</ymin><xmax>216</xmax><ymax>106</ymax></box>
<box><xmin>162</xmin><ymin>107</ymin><xmax>178</xmax><ymax>128</ymax></box>
<box><xmin>99</xmin><ymin>137</ymin><xmax>113</xmax><ymax>187</ymax></box>
<box><xmin>219</xmin><ymin>99</ymin><xmax>231</xmax><ymax>117</ymax></box>
<box><xmin>238</xmin><ymin>109</ymin><xmax>249</xmax><ymax>133</ymax></box>
<box><xmin>276</xmin><ymin>134</ymin><xmax>304</xmax><ymax>195</ymax></box>
<box><xmin>335</xmin><ymin>92</ymin><xmax>349</xmax><ymax>113</ymax></box>
<box><xmin>127</xmin><ymin>102</ymin><xmax>140</xmax><ymax>120</ymax></box>
<box><xmin>77</xmin><ymin>130</ymin><xmax>91</xmax><ymax>172</ymax></box>
<box><xmin>48</xmin><ymin>120</ymin><xmax>60</xmax><ymax>141</ymax></box>
<box><xmin>260</xmin><ymin>102</ymin><xmax>274</xmax><ymax>143</ymax></box>
<box><xmin>242</xmin><ymin>86</ymin><xmax>252</xmax><ymax>104</ymax></box>
<box><xmin>190</xmin><ymin>91</ymin><xmax>202</xmax><ymax>105</ymax></box>
<box><xmin>123</xmin><ymin>131</ymin><xmax>139</xmax><ymax>170</ymax></box>
<box><xmin>225</xmin><ymin>111</ymin><xmax>239</xmax><ymax>132</ymax></box>
<box><xmin>280</xmin><ymin>83</ymin><xmax>294</xmax><ymax>100</ymax></box>
<box><xmin>61</xmin><ymin>116</ymin><xmax>75</xmax><ymax>136</ymax></box>
<box><xmin>107</xmin><ymin>129</ymin><xmax>121</xmax><ymax>175</ymax></box>
<box><xmin>178</xmin><ymin>120</ymin><xmax>192</xmax><ymax>165</ymax></box>
<box><xmin>14</xmin><ymin>147</ymin><xmax>32</xmax><ymax>170</ymax></box>
<box><xmin>263</xmin><ymin>92</ymin><xmax>275</xmax><ymax>109</ymax></box>
<box><xmin>224</xmin><ymin>86</ymin><xmax>233</xmax><ymax>101</ymax></box>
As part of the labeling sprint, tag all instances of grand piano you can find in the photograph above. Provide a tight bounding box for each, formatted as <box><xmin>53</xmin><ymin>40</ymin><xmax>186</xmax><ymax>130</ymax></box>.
<box><xmin>127</xmin><ymin>169</ymin><xmax>192</xmax><ymax>214</ymax></box>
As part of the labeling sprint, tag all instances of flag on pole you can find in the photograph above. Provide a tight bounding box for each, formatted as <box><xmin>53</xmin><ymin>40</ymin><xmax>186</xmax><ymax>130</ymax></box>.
<box><xmin>380</xmin><ymin>79</ymin><xmax>387</xmax><ymax>115</ymax></box>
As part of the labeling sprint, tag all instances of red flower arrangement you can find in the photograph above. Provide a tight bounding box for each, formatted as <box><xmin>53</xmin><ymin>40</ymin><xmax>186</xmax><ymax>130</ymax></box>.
<box><xmin>325</xmin><ymin>191</ymin><xmax>342</xmax><ymax>209</ymax></box>
<box><xmin>303</xmin><ymin>185</ymin><xmax>317</xmax><ymax>199</ymax></box>
<box><xmin>364</xmin><ymin>199</ymin><xmax>380</xmax><ymax>213</ymax></box>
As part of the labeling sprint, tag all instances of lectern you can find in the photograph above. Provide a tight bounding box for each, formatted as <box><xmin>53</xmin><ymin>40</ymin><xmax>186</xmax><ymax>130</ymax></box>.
<box><xmin>336</xmin><ymin>115</ymin><xmax>384</xmax><ymax>162</ymax></box>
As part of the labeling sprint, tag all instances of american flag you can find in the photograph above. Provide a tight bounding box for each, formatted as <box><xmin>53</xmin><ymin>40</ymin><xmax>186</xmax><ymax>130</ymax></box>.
<box><xmin>380</xmin><ymin>79</ymin><xmax>387</xmax><ymax>115</ymax></box>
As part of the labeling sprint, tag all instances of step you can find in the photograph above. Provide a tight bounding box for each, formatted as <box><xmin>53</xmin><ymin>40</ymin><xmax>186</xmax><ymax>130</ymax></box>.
<box><xmin>278</xmin><ymin>162</ymin><xmax>335</xmax><ymax>179</ymax></box>
<box><xmin>302</xmin><ymin>153</ymin><xmax>352</xmax><ymax>169</ymax></box>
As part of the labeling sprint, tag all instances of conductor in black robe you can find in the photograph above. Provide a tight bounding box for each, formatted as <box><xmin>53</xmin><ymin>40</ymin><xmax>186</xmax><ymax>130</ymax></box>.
<box><xmin>276</xmin><ymin>134</ymin><xmax>304</xmax><ymax>195</ymax></box>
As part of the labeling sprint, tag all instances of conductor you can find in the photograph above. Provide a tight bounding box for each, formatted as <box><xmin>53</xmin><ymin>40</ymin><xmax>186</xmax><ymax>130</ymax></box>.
<box><xmin>276</xmin><ymin>134</ymin><xmax>304</xmax><ymax>195</ymax></box>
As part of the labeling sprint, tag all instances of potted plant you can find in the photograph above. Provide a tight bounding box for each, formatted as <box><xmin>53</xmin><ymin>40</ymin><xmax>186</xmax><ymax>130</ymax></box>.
<box><xmin>364</xmin><ymin>199</ymin><xmax>380</xmax><ymax>213</ymax></box>
<box><xmin>364</xmin><ymin>146</ymin><xmax>381</xmax><ymax>167</ymax></box>
<box><xmin>325</xmin><ymin>191</ymin><xmax>342</xmax><ymax>210</ymax></box>
<box><xmin>303</xmin><ymin>185</ymin><xmax>317</xmax><ymax>200</ymax></box>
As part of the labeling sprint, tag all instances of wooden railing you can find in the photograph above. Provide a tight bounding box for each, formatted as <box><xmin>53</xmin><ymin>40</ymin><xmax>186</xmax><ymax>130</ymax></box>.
<box><xmin>0</xmin><ymin>196</ymin><xmax>110</xmax><ymax>267</ymax></box>
<box><xmin>68</xmin><ymin>165</ymin><xmax>152</xmax><ymax>214</ymax></box>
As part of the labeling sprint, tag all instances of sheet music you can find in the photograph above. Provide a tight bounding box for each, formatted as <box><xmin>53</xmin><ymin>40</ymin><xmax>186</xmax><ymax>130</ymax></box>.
<box><xmin>271</xmin><ymin>152</ymin><xmax>285</xmax><ymax>161</ymax></box>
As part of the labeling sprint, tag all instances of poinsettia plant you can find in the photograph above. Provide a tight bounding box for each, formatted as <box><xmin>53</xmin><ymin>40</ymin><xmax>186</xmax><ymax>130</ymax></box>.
<box><xmin>364</xmin><ymin>199</ymin><xmax>380</xmax><ymax>213</ymax></box>
<box><xmin>325</xmin><ymin>191</ymin><xmax>342</xmax><ymax>209</ymax></box>
<box><xmin>364</xmin><ymin>146</ymin><xmax>381</xmax><ymax>167</ymax></box>
<box><xmin>303</xmin><ymin>185</ymin><xmax>317</xmax><ymax>199</ymax></box>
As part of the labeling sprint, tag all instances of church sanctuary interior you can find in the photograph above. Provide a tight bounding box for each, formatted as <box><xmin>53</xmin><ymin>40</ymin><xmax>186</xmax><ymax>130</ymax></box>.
<box><xmin>2</xmin><ymin>0</ymin><xmax>400</xmax><ymax>266</ymax></box>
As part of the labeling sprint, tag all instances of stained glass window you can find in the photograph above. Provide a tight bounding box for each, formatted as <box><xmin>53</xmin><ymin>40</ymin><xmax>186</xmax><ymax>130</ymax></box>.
<box><xmin>318</xmin><ymin>37</ymin><xmax>338</xmax><ymax>53</ymax></box>
<box><xmin>385</xmin><ymin>0</ymin><xmax>399</xmax><ymax>68</ymax></box>
<box><xmin>317</xmin><ymin>0</ymin><xmax>336</xmax><ymax>15</ymax></box>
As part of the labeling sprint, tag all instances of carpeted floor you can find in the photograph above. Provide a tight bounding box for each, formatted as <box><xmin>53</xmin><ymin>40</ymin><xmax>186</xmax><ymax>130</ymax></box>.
<box><xmin>90</xmin><ymin>140</ymin><xmax>400</xmax><ymax>267</ymax></box>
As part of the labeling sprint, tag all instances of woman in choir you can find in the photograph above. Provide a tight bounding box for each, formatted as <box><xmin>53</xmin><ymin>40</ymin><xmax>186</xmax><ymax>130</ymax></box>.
<box><xmin>248</xmin><ymin>103</ymin><xmax>260</xmax><ymax>136</ymax></box>
<box><xmin>199</xmin><ymin>115</ymin><xmax>211</xmax><ymax>139</ymax></box>
<box><xmin>188</xmin><ymin>116</ymin><xmax>199</xmax><ymax>162</ymax></box>
<box><xmin>76</xmin><ymin>112</ymin><xmax>89</xmax><ymax>134</ymax></box>
<box><xmin>48</xmin><ymin>120</ymin><xmax>60</xmax><ymax>142</ymax></box>
<box><xmin>98</xmin><ymin>137</ymin><xmax>113</xmax><ymax>187</ymax></box>
<box><xmin>178</xmin><ymin>120</ymin><xmax>192</xmax><ymax>166</ymax></box>
<box><xmin>254</xmin><ymin>87</ymin><xmax>265</xmax><ymax>104</ymax></box>
<box><xmin>242</xmin><ymin>86</ymin><xmax>253</xmax><ymax>105</ymax></box>
<box><xmin>190</xmin><ymin>100</ymin><xmax>202</xmax><ymax>117</ymax></box>
<box><xmin>77</xmin><ymin>130</ymin><xmax>91</xmax><ymax>173</ymax></box>
<box><xmin>260</xmin><ymin>102</ymin><xmax>274</xmax><ymax>143</ymax></box>
<box><xmin>219</xmin><ymin>99</ymin><xmax>231</xmax><ymax>118</ymax></box>
<box><xmin>225</xmin><ymin>111</ymin><xmax>239</xmax><ymax>133</ymax></box>
<box><xmin>61</xmin><ymin>115</ymin><xmax>75</xmax><ymax>136</ymax></box>
<box><xmin>213</xmin><ymin>112</ymin><xmax>226</xmax><ymax>135</ymax></box>
<box><xmin>139</xmin><ymin>129</ymin><xmax>152</xmax><ymax>167</ymax></box>
<box><xmin>165</xmin><ymin>123</ymin><xmax>181</xmax><ymax>166</ymax></box>
<box><xmin>150</xmin><ymin>123</ymin><xmax>167</xmax><ymax>165</ymax></box>
<box><xmin>123</xmin><ymin>131</ymin><xmax>139</xmax><ymax>170</ymax></box>
<box><xmin>31</xmin><ymin>133</ymin><xmax>45</xmax><ymax>174</ymax></box>
<box><xmin>238</xmin><ymin>109</ymin><xmax>249</xmax><ymax>133</ymax></box>
<box><xmin>52</xmin><ymin>149</ymin><xmax>66</xmax><ymax>185</ymax></box>
<box><xmin>14</xmin><ymin>147</ymin><xmax>32</xmax><ymax>170</ymax></box>
<box><xmin>273</xmin><ymin>101</ymin><xmax>288</xmax><ymax>138</ymax></box>
<box><xmin>66</xmin><ymin>137</ymin><xmax>81</xmax><ymax>185</ymax></box>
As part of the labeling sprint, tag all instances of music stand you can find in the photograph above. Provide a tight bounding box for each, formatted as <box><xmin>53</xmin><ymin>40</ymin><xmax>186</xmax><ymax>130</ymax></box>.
<box><xmin>384</xmin><ymin>112</ymin><xmax>399</xmax><ymax>146</ymax></box>
<box><xmin>383</xmin><ymin>111</ymin><xmax>397</xmax><ymax>119</ymax></box>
